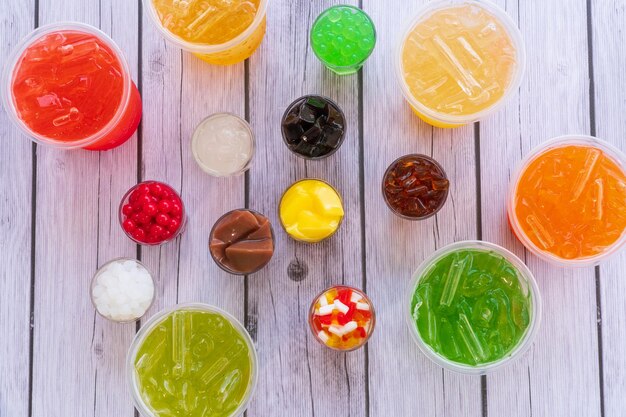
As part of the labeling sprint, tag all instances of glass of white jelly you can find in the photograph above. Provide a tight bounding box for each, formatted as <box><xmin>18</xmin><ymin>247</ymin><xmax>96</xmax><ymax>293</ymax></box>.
<box><xmin>90</xmin><ymin>258</ymin><xmax>155</xmax><ymax>323</ymax></box>
<box><xmin>191</xmin><ymin>113</ymin><xmax>255</xmax><ymax>177</ymax></box>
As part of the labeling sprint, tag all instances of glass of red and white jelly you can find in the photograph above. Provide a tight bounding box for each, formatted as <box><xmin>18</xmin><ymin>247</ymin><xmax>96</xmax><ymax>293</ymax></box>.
<box><xmin>119</xmin><ymin>181</ymin><xmax>186</xmax><ymax>246</ymax></box>
<box><xmin>2</xmin><ymin>22</ymin><xmax>141</xmax><ymax>150</ymax></box>
<box><xmin>308</xmin><ymin>285</ymin><xmax>375</xmax><ymax>351</ymax></box>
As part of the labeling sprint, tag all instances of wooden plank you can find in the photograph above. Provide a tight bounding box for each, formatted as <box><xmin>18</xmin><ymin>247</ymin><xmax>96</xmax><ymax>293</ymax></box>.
<box><xmin>30</xmin><ymin>1</ymin><xmax>139</xmax><ymax>416</ymax></box>
<box><xmin>139</xmin><ymin>1</ymin><xmax>247</xmax><ymax>325</ymax></box>
<box><xmin>246</xmin><ymin>1</ymin><xmax>366</xmax><ymax>415</ymax></box>
<box><xmin>481</xmin><ymin>0</ymin><xmax>601</xmax><ymax>416</ymax></box>
<box><xmin>91</xmin><ymin>1</ymin><xmax>141</xmax><ymax>416</ymax></box>
<box><xmin>0</xmin><ymin>2</ymin><xmax>34</xmax><ymax>417</ymax></box>
<box><xmin>361</xmin><ymin>1</ymin><xmax>481</xmax><ymax>416</ymax></box>
<box><xmin>590</xmin><ymin>0</ymin><xmax>626</xmax><ymax>415</ymax></box>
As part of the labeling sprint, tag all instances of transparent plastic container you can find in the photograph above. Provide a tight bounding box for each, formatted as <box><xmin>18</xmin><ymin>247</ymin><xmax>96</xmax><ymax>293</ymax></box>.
<box><xmin>143</xmin><ymin>0</ymin><xmax>268</xmax><ymax>65</ymax></box>
<box><xmin>1</xmin><ymin>22</ymin><xmax>141</xmax><ymax>150</ymax></box>
<box><xmin>308</xmin><ymin>285</ymin><xmax>376</xmax><ymax>352</ymax></box>
<box><xmin>395</xmin><ymin>0</ymin><xmax>526</xmax><ymax>128</ymax></box>
<box><xmin>192</xmin><ymin>113</ymin><xmax>255</xmax><ymax>177</ymax></box>
<box><xmin>278</xmin><ymin>178</ymin><xmax>345</xmax><ymax>243</ymax></box>
<box><xmin>507</xmin><ymin>135</ymin><xmax>626</xmax><ymax>267</ymax></box>
<box><xmin>127</xmin><ymin>303</ymin><xmax>258</xmax><ymax>417</ymax></box>
<box><xmin>209</xmin><ymin>208</ymin><xmax>275</xmax><ymax>275</ymax></box>
<box><xmin>119</xmin><ymin>181</ymin><xmax>187</xmax><ymax>246</ymax></box>
<box><xmin>90</xmin><ymin>258</ymin><xmax>155</xmax><ymax>323</ymax></box>
<box><xmin>406</xmin><ymin>240</ymin><xmax>542</xmax><ymax>375</ymax></box>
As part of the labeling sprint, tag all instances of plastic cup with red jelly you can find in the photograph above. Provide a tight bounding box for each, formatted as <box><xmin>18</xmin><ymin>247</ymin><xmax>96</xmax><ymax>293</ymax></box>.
<box><xmin>1</xmin><ymin>22</ymin><xmax>142</xmax><ymax>151</ymax></box>
<box><xmin>119</xmin><ymin>181</ymin><xmax>186</xmax><ymax>246</ymax></box>
<box><xmin>382</xmin><ymin>154</ymin><xmax>450</xmax><ymax>220</ymax></box>
<box><xmin>309</xmin><ymin>285</ymin><xmax>375</xmax><ymax>352</ymax></box>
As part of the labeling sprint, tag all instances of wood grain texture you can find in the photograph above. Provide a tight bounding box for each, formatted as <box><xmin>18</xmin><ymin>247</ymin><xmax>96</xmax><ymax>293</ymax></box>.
<box><xmin>139</xmin><ymin>7</ymin><xmax>246</xmax><ymax>318</ymax></box>
<box><xmin>591</xmin><ymin>1</ymin><xmax>626</xmax><ymax>416</ymax></box>
<box><xmin>246</xmin><ymin>1</ymin><xmax>366</xmax><ymax>416</ymax></box>
<box><xmin>0</xmin><ymin>2</ymin><xmax>34</xmax><ymax>417</ymax></box>
<box><xmin>29</xmin><ymin>1</ymin><xmax>140</xmax><ymax>417</ymax></box>
<box><xmin>361</xmin><ymin>2</ymin><xmax>481</xmax><ymax>416</ymax></box>
<box><xmin>1</xmin><ymin>0</ymin><xmax>626</xmax><ymax>416</ymax></box>
<box><xmin>482</xmin><ymin>1</ymin><xmax>601</xmax><ymax>416</ymax></box>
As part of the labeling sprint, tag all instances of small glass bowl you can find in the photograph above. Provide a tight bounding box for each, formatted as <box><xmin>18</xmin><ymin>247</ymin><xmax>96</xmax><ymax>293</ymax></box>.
<box><xmin>278</xmin><ymin>178</ymin><xmax>345</xmax><ymax>243</ymax></box>
<box><xmin>127</xmin><ymin>303</ymin><xmax>258</xmax><ymax>417</ymax></box>
<box><xmin>507</xmin><ymin>135</ymin><xmax>626</xmax><ymax>267</ymax></box>
<box><xmin>382</xmin><ymin>154</ymin><xmax>450</xmax><ymax>220</ymax></box>
<box><xmin>90</xmin><ymin>257</ymin><xmax>155</xmax><ymax>324</ymax></box>
<box><xmin>191</xmin><ymin>113</ymin><xmax>255</xmax><ymax>177</ymax></box>
<box><xmin>406</xmin><ymin>240</ymin><xmax>542</xmax><ymax>375</ymax></box>
<box><xmin>209</xmin><ymin>208</ymin><xmax>276</xmax><ymax>275</ymax></box>
<box><xmin>119</xmin><ymin>181</ymin><xmax>187</xmax><ymax>246</ymax></box>
<box><xmin>280</xmin><ymin>95</ymin><xmax>347</xmax><ymax>160</ymax></box>
<box><xmin>308</xmin><ymin>285</ymin><xmax>376</xmax><ymax>352</ymax></box>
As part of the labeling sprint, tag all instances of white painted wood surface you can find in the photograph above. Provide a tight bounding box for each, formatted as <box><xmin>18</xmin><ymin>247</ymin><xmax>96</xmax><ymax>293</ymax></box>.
<box><xmin>0</xmin><ymin>1</ymin><xmax>625</xmax><ymax>417</ymax></box>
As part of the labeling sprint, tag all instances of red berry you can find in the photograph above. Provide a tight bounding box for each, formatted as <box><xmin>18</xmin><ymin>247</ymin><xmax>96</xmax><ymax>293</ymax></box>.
<box><xmin>138</xmin><ymin>184</ymin><xmax>151</xmax><ymax>195</ymax></box>
<box><xmin>138</xmin><ymin>193</ymin><xmax>152</xmax><ymax>206</ymax></box>
<box><xmin>131</xmin><ymin>213</ymin><xmax>142</xmax><ymax>223</ymax></box>
<box><xmin>122</xmin><ymin>219</ymin><xmax>136</xmax><ymax>233</ymax></box>
<box><xmin>132</xmin><ymin>202</ymin><xmax>144</xmax><ymax>213</ymax></box>
<box><xmin>156</xmin><ymin>213</ymin><xmax>170</xmax><ymax>226</ymax></box>
<box><xmin>149</xmin><ymin>183</ymin><xmax>163</xmax><ymax>197</ymax></box>
<box><xmin>129</xmin><ymin>190</ymin><xmax>142</xmax><ymax>203</ymax></box>
<box><xmin>133</xmin><ymin>228</ymin><xmax>146</xmax><ymax>241</ymax></box>
<box><xmin>157</xmin><ymin>200</ymin><xmax>172</xmax><ymax>213</ymax></box>
<box><xmin>170</xmin><ymin>202</ymin><xmax>182</xmax><ymax>216</ymax></box>
<box><xmin>150</xmin><ymin>224</ymin><xmax>164</xmax><ymax>237</ymax></box>
<box><xmin>161</xmin><ymin>229</ymin><xmax>173</xmax><ymax>239</ymax></box>
<box><xmin>137</xmin><ymin>212</ymin><xmax>152</xmax><ymax>225</ymax></box>
<box><xmin>122</xmin><ymin>204</ymin><xmax>134</xmax><ymax>216</ymax></box>
<box><xmin>168</xmin><ymin>217</ymin><xmax>181</xmax><ymax>232</ymax></box>
<box><xmin>143</xmin><ymin>203</ymin><xmax>158</xmax><ymax>216</ymax></box>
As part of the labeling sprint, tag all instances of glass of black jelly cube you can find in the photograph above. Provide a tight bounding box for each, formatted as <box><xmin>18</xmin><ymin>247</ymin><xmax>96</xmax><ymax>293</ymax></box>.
<box><xmin>281</xmin><ymin>95</ymin><xmax>346</xmax><ymax>160</ymax></box>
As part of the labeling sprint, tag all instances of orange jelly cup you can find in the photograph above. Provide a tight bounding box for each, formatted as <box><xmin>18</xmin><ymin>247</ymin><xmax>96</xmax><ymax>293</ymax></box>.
<box><xmin>508</xmin><ymin>135</ymin><xmax>626</xmax><ymax>266</ymax></box>
<box><xmin>2</xmin><ymin>22</ymin><xmax>141</xmax><ymax>150</ymax></box>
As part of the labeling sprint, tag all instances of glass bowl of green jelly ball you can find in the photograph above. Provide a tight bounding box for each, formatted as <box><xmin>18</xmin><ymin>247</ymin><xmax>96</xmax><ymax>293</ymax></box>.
<box><xmin>127</xmin><ymin>303</ymin><xmax>258</xmax><ymax>417</ymax></box>
<box><xmin>310</xmin><ymin>5</ymin><xmax>377</xmax><ymax>75</ymax></box>
<box><xmin>406</xmin><ymin>241</ymin><xmax>542</xmax><ymax>374</ymax></box>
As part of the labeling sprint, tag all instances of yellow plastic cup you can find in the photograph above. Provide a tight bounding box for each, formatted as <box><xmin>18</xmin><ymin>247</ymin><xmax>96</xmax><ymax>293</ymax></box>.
<box><xmin>396</xmin><ymin>0</ymin><xmax>526</xmax><ymax>128</ymax></box>
<box><xmin>143</xmin><ymin>0</ymin><xmax>268</xmax><ymax>65</ymax></box>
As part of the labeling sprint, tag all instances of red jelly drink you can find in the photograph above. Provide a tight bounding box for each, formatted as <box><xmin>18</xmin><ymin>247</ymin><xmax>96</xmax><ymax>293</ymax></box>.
<box><xmin>2</xmin><ymin>23</ymin><xmax>141</xmax><ymax>150</ymax></box>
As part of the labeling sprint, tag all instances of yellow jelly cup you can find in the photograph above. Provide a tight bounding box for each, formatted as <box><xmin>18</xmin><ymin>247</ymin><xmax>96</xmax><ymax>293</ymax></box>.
<box><xmin>395</xmin><ymin>0</ymin><xmax>526</xmax><ymax>128</ymax></box>
<box><xmin>278</xmin><ymin>178</ymin><xmax>344</xmax><ymax>243</ymax></box>
<box><xmin>143</xmin><ymin>0</ymin><xmax>268</xmax><ymax>65</ymax></box>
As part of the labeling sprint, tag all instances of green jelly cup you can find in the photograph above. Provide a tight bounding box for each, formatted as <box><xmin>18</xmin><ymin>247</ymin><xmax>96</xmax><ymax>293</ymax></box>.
<box><xmin>405</xmin><ymin>240</ymin><xmax>542</xmax><ymax>375</ymax></box>
<box><xmin>127</xmin><ymin>303</ymin><xmax>258</xmax><ymax>417</ymax></box>
<box><xmin>310</xmin><ymin>5</ymin><xmax>376</xmax><ymax>75</ymax></box>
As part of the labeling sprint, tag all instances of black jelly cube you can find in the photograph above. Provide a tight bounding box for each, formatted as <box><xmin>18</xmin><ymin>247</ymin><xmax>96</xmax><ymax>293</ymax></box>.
<box><xmin>301</xmin><ymin>124</ymin><xmax>323</xmax><ymax>145</ymax></box>
<box><xmin>326</xmin><ymin>104</ymin><xmax>345</xmax><ymax>129</ymax></box>
<box><xmin>293</xmin><ymin>140</ymin><xmax>316</xmax><ymax>156</ymax></box>
<box><xmin>321</xmin><ymin>125</ymin><xmax>343</xmax><ymax>148</ymax></box>
<box><xmin>298</xmin><ymin>102</ymin><xmax>318</xmax><ymax>124</ymax></box>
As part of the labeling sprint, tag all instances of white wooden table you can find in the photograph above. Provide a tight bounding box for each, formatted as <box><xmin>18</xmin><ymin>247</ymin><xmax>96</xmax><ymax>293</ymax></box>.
<box><xmin>2</xmin><ymin>0</ymin><xmax>625</xmax><ymax>416</ymax></box>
